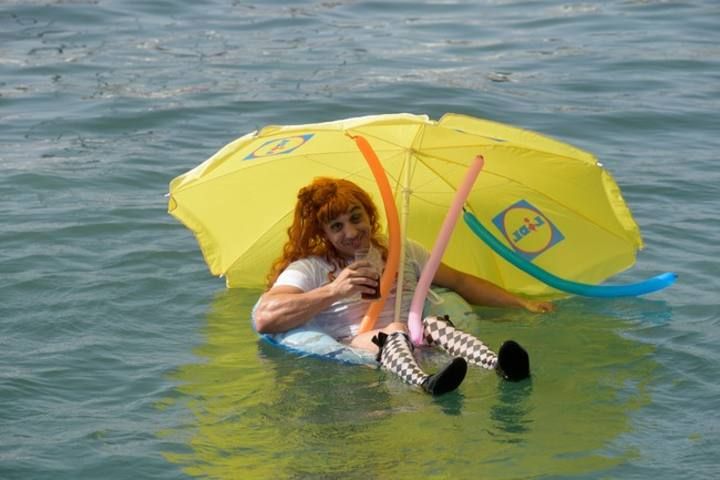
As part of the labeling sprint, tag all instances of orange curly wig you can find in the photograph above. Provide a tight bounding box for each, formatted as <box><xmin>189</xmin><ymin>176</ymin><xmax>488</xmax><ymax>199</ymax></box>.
<box><xmin>266</xmin><ymin>177</ymin><xmax>387</xmax><ymax>289</ymax></box>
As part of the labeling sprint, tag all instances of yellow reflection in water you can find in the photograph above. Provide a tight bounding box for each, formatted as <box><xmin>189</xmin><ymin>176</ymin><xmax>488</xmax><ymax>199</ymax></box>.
<box><xmin>161</xmin><ymin>290</ymin><xmax>660</xmax><ymax>479</ymax></box>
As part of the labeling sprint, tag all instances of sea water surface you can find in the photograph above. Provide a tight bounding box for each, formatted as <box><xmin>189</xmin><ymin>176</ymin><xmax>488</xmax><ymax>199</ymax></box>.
<box><xmin>2</xmin><ymin>1</ymin><xmax>719</xmax><ymax>479</ymax></box>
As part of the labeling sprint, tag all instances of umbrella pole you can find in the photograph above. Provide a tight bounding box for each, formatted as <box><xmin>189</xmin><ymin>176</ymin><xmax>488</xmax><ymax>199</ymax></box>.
<box><xmin>393</xmin><ymin>157</ymin><xmax>412</xmax><ymax>324</ymax></box>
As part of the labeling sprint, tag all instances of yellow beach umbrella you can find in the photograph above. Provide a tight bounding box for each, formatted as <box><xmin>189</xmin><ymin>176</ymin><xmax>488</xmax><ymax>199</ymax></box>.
<box><xmin>168</xmin><ymin>113</ymin><xmax>642</xmax><ymax>296</ymax></box>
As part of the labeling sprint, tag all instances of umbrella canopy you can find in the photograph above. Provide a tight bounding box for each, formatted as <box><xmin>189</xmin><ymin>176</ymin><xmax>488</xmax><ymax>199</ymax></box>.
<box><xmin>168</xmin><ymin>113</ymin><xmax>642</xmax><ymax>295</ymax></box>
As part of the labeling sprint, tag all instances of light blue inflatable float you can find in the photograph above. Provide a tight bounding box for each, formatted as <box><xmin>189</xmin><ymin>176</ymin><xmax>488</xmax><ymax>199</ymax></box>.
<box><xmin>251</xmin><ymin>288</ymin><xmax>473</xmax><ymax>366</ymax></box>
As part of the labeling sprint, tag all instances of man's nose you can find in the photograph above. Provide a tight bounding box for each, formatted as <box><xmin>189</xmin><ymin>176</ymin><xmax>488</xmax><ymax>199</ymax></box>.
<box><xmin>343</xmin><ymin>223</ymin><xmax>359</xmax><ymax>238</ymax></box>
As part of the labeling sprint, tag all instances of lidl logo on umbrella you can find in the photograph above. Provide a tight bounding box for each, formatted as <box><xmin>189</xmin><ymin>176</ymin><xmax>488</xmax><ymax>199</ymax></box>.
<box><xmin>492</xmin><ymin>200</ymin><xmax>564</xmax><ymax>260</ymax></box>
<box><xmin>244</xmin><ymin>134</ymin><xmax>315</xmax><ymax>160</ymax></box>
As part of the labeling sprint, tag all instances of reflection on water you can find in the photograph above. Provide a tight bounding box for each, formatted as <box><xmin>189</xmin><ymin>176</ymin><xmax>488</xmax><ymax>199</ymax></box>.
<box><xmin>161</xmin><ymin>290</ymin><xmax>663</xmax><ymax>479</ymax></box>
<box><xmin>491</xmin><ymin>380</ymin><xmax>534</xmax><ymax>441</ymax></box>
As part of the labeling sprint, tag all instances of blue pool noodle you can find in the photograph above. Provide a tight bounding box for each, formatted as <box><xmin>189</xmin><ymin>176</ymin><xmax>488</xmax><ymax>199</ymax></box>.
<box><xmin>462</xmin><ymin>211</ymin><xmax>676</xmax><ymax>297</ymax></box>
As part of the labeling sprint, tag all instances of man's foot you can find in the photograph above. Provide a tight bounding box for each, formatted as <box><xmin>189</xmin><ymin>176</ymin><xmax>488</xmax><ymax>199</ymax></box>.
<box><xmin>496</xmin><ymin>340</ymin><xmax>530</xmax><ymax>381</ymax></box>
<box><xmin>422</xmin><ymin>357</ymin><xmax>468</xmax><ymax>395</ymax></box>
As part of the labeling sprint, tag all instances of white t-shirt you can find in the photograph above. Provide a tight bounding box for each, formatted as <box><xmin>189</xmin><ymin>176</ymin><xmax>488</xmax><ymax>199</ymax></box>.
<box><xmin>273</xmin><ymin>240</ymin><xmax>430</xmax><ymax>339</ymax></box>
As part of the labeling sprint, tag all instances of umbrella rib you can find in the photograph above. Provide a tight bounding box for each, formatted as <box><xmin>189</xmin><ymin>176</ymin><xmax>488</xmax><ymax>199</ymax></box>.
<box><xmin>346</xmin><ymin>129</ymin><xmax>416</xmax><ymax>190</ymax></box>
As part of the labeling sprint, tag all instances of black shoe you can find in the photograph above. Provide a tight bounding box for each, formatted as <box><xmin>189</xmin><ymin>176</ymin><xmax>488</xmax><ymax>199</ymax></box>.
<box><xmin>422</xmin><ymin>357</ymin><xmax>468</xmax><ymax>395</ymax></box>
<box><xmin>496</xmin><ymin>340</ymin><xmax>530</xmax><ymax>381</ymax></box>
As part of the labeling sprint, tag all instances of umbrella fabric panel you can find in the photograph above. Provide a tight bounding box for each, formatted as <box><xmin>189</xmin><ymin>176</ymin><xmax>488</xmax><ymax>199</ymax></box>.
<box><xmin>410</xmin><ymin>136</ymin><xmax>639</xmax><ymax>249</ymax></box>
<box><xmin>438</xmin><ymin>113</ymin><xmax>597</xmax><ymax>165</ymax></box>
<box><xmin>172</xmin><ymin>155</ymin><xmax>372</xmax><ymax>278</ymax></box>
<box><xmin>461</xmin><ymin>170</ymin><xmax>640</xmax><ymax>291</ymax></box>
<box><xmin>393</xmin><ymin>188</ymin><xmax>637</xmax><ymax>295</ymax></box>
